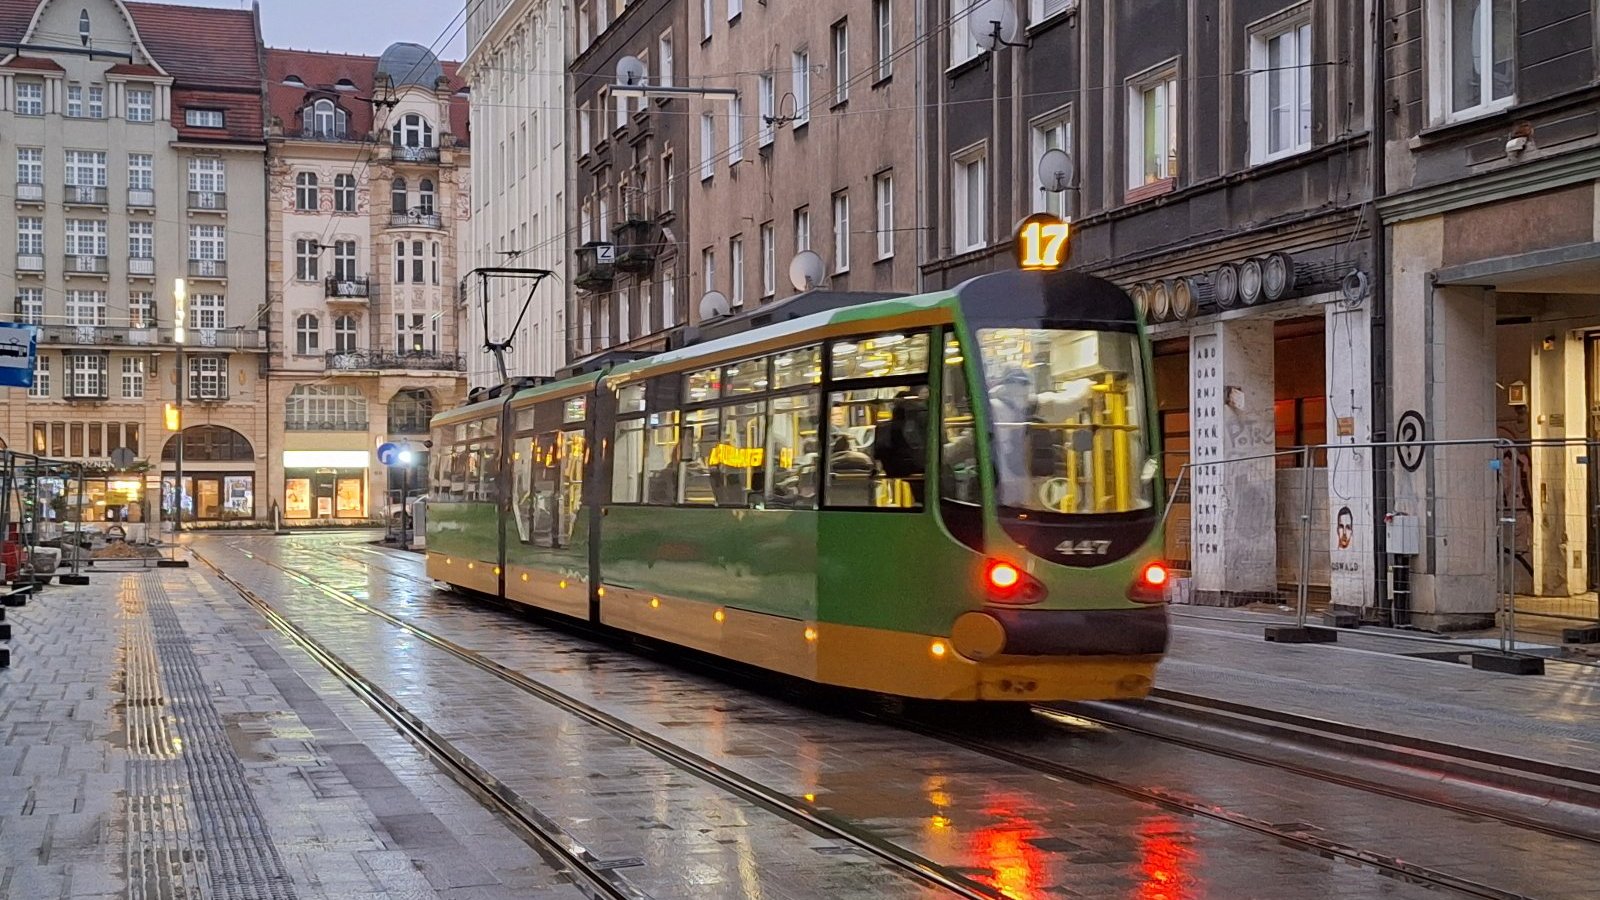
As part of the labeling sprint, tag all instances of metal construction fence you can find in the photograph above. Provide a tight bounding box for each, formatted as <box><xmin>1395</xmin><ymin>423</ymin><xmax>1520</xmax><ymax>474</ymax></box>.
<box><xmin>1156</xmin><ymin>437</ymin><xmax>1589</xmax><ymax>651</ymax></box>
<box><xmin>1</xmin><ymin>451</ymin><xmax>166</xmax><ymax>580</ymax></box>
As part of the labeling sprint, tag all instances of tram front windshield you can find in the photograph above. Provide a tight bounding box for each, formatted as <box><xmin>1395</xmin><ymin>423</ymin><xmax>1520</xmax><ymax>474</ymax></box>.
<box><xmin>975</xmin><ymin>327</ymin><xmax>1154</xmax><ymax>516</ymax></box>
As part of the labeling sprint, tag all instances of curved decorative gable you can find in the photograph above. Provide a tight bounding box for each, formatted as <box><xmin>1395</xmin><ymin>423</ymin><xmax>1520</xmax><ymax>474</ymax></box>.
<box><xmin>12</xmin><ymin>0</ymin><xmax>169</xmax><ymax>76</ymax></box>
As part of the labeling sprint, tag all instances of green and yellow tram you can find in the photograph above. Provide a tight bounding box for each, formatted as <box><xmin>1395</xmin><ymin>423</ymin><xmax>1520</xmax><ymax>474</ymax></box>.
<box><xmin>426</xmin><ymin>260</ymin><xmax>1169</xmax><ymax>702</ymax></box>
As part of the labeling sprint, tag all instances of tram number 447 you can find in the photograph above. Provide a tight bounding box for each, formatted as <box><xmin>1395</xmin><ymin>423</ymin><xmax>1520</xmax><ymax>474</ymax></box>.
<box><xmin>1056</xmin><ymin>540</ymin><xmax>1112</xmax><ymax>556</ymax></box>
<box><xmin>1015</xmin><ymin>213</ymin><xmax>1073</xmax><ymax>272</ymax></box>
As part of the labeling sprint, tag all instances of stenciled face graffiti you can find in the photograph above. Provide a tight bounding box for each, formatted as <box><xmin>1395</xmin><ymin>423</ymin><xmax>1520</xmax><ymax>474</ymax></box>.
<box><xmin>1336</xmin><ymin>506</ymin><xmax>1354</xmax><ymax>550</ymax></box>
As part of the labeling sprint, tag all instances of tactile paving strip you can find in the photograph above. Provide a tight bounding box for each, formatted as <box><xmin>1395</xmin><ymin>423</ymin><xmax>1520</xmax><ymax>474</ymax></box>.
<box><xmin>123</xmin><ymin>575</ymin><xmax>298</xmax><ymax>900</ymax></box>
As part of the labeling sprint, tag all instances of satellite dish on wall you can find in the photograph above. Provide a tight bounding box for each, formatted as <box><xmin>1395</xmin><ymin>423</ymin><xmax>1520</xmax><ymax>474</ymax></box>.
<box><xmin>616</xmin><ymin>55</ymin><xmax>648</xmax><ymax>87</ymax></box>
<box><xmin>789</xmin><ymin>251</ymin><xmax>826</xmax><ymax>292</ymax></box>
<box><xmin>970</xmin><ymin>0</ymin><xmax>1021</xmax><ymax>52</ymax></box>
<box><xmin>1037</xmin><ymin>148</ymin><xmax>1074</xmax><ymax>194</ymax></box>
<box><xmin>698</xmin><ymin>290</ymin><xmax>732</xmax><ymax>321</ymax></box>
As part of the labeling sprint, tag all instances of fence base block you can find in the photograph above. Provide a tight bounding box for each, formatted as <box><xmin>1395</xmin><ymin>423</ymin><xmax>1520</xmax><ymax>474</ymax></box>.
<box><xmin>1562</xmin><ymin>626</ymin><xmax>1600</xmax><ymax>644</ymax></box>
<box><xmin>0</xmin><ymin>647</ymin><xmax>8</xmax><ymax>668</ymax></box>
<box><xmin>58</xmin><ymin>574</ymin><xmax>90</xmax><ymax>586</ymax></box>
<box><xmin>1322</xmin><ymin>609</ymin><xmax>1362</xmax><ymax>629</ymax></box>
<box><xmin>0</xmin><ymin>622</ymin><xmax>9</xmax><ymax>640</ymax></box>
<box><xmin>2</xmin><ymin>594</ymin><xmax>26</xmax><ymax>608</ymax></box>
<box><xmin>155</xmin><ymin>559</ymin><xmax>190</xmax><ymax>569</ymax></box>
<box><xmin>1264</xmin><ymin>624</ymin><xmax>1338</xmax><ymax>644</ymax></box>
<box><xmin>1470</xmin><ymin>652</ymin><xmax>1544</xmax><ymax>676</ymax></box>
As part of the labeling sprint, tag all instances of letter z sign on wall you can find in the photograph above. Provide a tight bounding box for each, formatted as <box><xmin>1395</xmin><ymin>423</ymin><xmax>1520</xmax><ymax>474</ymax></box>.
<box><xmin>0</xmin><ymin>323</ymin><xmax>38</xmax><ymax>388</ymax></box>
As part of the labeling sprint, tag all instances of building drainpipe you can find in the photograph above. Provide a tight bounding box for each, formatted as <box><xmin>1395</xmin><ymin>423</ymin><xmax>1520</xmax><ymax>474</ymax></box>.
<box><xmin>1368</xmin><ymin>0</ymin><xmax>1390</xmax><ymax>617</ymax></box>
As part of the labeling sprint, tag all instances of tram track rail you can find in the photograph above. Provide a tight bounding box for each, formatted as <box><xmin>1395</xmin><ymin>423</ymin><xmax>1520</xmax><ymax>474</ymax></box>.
<box><xmin>282</xmin><ymin>539</ymin><xmax>1585</xmax><ymax>899</ymax></box>
<box><xmin>197</xmin><ymin>544</ymin><xmax>1016</xmax><ymax>900</ymax></box>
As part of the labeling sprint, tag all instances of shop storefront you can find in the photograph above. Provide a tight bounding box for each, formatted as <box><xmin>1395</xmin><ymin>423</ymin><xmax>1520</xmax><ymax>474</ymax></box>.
<box><xmin>282</xmin><ymin>450</ymin><xmax>370</xmax><ymax>521</ymax></box>
<box><xmin>160</xmin><ymin>426</ymin><xmax>258</xmax><ymax>522</ymax></box>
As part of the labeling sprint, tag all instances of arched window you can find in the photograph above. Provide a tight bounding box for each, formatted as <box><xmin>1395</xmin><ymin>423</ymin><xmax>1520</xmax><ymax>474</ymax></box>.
<box><xmin>392</xmin><ymin>113</ymin><xmax>434</xmax><ymax>148</ymax></box>
<box><xmin>418</xmin><ymin>178</ymin><xmax>435</xmax><ymax>215</ymax></box>
<box><xmin>313</xmin><ymin>99</ymin><xmax>335</xmax><ymax>135</ymax></box>
<box><xmin>161</xmin><ymin>425</ymin><xmax>253</xmax><ymax>461</ymax></box>
<box><xmin>391</xmin><ymin>177</ymin><xmax>407</xmax><ymax>215</ymax></box>
<box><xmin>387</xmin><ymin>388</ymin><xmax>434</xmax><ymax>434</ymax></box>
<box><xmin>295</xmin><ymin>171</ymin><xmax>319</xmax><ymax>210</ymax></box>
<box><xmin>295</xmin><ymin>313</ymin><xmax>319</xmax><ymax>355</ymax></box>
<box><xmin>334</xmin><ymin>173</ymin><xmax>356</xmax><ymax>213</ymax></box>
<box><xmin>285</xmin><ymin>384</ymin><xmax>368</xmax><ymax>431</ymax></box>
<box><xmin>334</xmin><ymin>314</ymin><xmax>358</xmax><ymax>353</ymax></box>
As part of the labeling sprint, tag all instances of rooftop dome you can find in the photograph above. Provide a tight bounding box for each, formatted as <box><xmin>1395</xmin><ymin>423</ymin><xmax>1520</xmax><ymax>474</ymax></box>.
<box><xmin>376</xmin><ymin>42</ymin><xmax>443</xmax><ymax>89</ymax></box>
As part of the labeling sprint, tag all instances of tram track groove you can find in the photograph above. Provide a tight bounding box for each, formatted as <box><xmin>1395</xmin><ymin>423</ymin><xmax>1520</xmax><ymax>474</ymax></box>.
<box><xmin>192</xmin><ymin>551</ymin><xmax>651</xmax><ymax>900</ymax></box>
<box><xmin>201</xmin><ymin>543</ymin><xmax>1014</xmax><ymax>900</ymax></box>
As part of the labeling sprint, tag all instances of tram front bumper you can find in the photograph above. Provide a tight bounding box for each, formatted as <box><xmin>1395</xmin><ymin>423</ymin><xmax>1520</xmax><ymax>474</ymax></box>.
<box><xmin>954</xmin><ymin>605</ymin><xmax>1170</xmax><ymax>660</ymax></box>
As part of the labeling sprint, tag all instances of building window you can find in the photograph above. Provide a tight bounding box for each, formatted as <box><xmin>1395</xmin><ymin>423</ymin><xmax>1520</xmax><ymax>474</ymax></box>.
<box><xmin>392</xmin><ymin>114</ymin><xmax>434</xmax><ymax>148</ymax></box>
<box><xmin>411</xmin><ymin>240</ymin><xmax>424</xmax><ymax>283</ymax></box>
<box><xmin>953</xmin><ymin>147</ymin><xmax>987</xmax><ymax>252</ymax></box>
<box><xmin>388</xmin><ymin>389</ymin><xmax>434</xmax><ymax>433</ymax></box>
<box><xmin>658</xmin><ymin>31</ymin><xmax>674</xmax><ymax>86</ymax></box>
<box><xmin>68</xmin><ymin>353</ymin><xmax>106</xmax><ymax>399</ymax></box>
<box><xmin>757</xmin><ymin>74</ymin><xmax>776</xmax><ymax>146</ymax></box>
<box><xmin>1250</xmin><ymin>16</ymin><xmax>1313</xmax><ymax>164</ymax></box>
<box><xmin>730</xmin><ymin>236</ymin><xmax>745</xmax><ymax>307</ymax></box>
<box><xmin>334</xmin><ymin>314</ymin><xmax>358</xmax><ymax>353</ymax></box>
<box><xmin>309</xmin><ymin>98</ymin><xmax>346</xmax><ymax>137</ymax></box>
<box><xmin>396</xmin><ymin>313</ymin><xmax>428</xmax><ymax>354</ymax></box>
<box><xmin>874</xmin><ymin>171</ymin><xmax>894</xmax><ymax>260</ymax></box>
<box><xmin>729</xmin><ymin>0</ymin><xmax>743</xmax><ymax>20</ymax></box>
<box><xmin>88</xmin><ymin>85</ymin><xmax>104</xmax><ymax>119</ymax></box>
<box><xmin>431</xmin><ymin>241</ymin><xmax>440</xmax><ymax>285</ymax></box>
<box><xmin>121</xmin><ymin>357</ymin><xmax>145</xmax><ymax>399</ymax></box>
<box><xmin>661</xmin><ymin>151</ymin><xmax>675</xmax><ymax>213</ymax></box>
<box><xmin>700</xmin><ymin>113</ymin><xmax>715</xmax><ymax>180</ymax></box>
<box><xmin>728</xmin><ymin>95</ymin><xmax>744</xmax><ymax>163</ymax></box>
<box><xmin>791</xmin><ymin>50</ymin><xmax>811</xmax><ymax>126</ymax></box>
<box><xmin>16</xmin><ymin>147</ymin><xmax>42</xmax><ymax>185</ymax></box>
<box><xmin>701</xmin><ymin>0</ymin><xmax>713</xmax><ymax>39</ymax></box>
<box><xmin>1031</xmin><ymin>112</ymin><xmax>1071</xmax><ymax>215</ymax></box>
<box><xmin>128</xmin><ymin>153</ymin><xmax>153</xmax><ymax>190</ymax></box>
<box><xmin>295</xmin><ymin>238</ymin><xmax>320</xmax><ymax>280</ymax></box>
<box><xmin>295</xmin><ymin>171</ymin><xmax>319</xmax><ymax>210</ymax></box>
<box><xmin>794</xmin><ymin>206</ymin><xmax>811</xmax><ymax>255</ymax></box>
<box><xmin>130</xmin><ymin>291</ymin><xmax>153</xmax><ymax>328</ymax></box>
<box><xmin>18</xmin><ymin>217</ymin><xmax>43</xmax><ymax>256</ymax></box>
<box><xmin>127</xmin><ymin>88</ymin><xmax>154</xmax><ymax>122</ymax></box>
<box><xmin>188</xmin><ymin>356</ymin><xmax>225</xmax><ymax>399</ymax></box>
<box><xmin>1431</xmin><ymin>0</ymin><xmax>1514</xmax><ymax>121</ymax></box>
<box><xmin>28</xmin><ymin>355</ymin><xmax>48</xmax><ymax>398</ymax></box>
<box><xmin>185</xmin><ymin>109</ymin><xmax>225</xmax><ymax>128</ymax></box>
<box><xmin>129</xmin><ymin>221</ymin><xmax>153</xmax><ymax>260</ymax></box>
<box><xmin>189</xmin><ymin>294</ymin><xmax>224</xmax><ymax>330</ymax></box>
<box><xmin>662</xmin><ymin>268</ymin><xmax>678</xmax><ymax>328</ymax></box>
<box><xmin>67</xmin><ymin>83</ymin><xmax>83</xmax><ymax>117</ymax></box>
<box><xmin>391</xmin><ymin>177</ymin><xmax>407</xmax><ymax>214</ymax></box>
<box><xmin>66</xmin><ymin>150</ymin><xmax>108</xmax><ymax>187</ymax></box>
<box><xmin>702</xmin><ymin>247</ymin><xmax>716</xmax><ymax>296</ymax></box>
<box><xmin>335</xmin><ymin>174</ymin><xmax>356</xmax><ymax>212</ymax></box>
<box><xmin>418</xmin><ymin>178</ymin><xmax>435</xmax><ymax>215</ymax></box>
<box><xmin>395</xmin><ymin>241</ymin><xmax>408</xmax><ymax>284</ymax></box>
<box><xmin>295</xmin><ymin>313</ymin><xmax>320</xmax><ymax>355</ymax></box>
<box><xmin>14</xmin><ymin>81</ymin><xmax>42</xmax><ymax>116</ymax></box>
<box><xmin>950</xmin><ymin>0</ymin><xmax>983</xmax><ymax>67</ymax></box>
<box><xmin>189</xmin><ymin>225</ymin><xmax>226</xmax><ymax>262</ymax></box>
<box><xmin>187</xmin><ymin>157</ymin><xmax>226</xmax><ymax>193</ymax></box>
<box><xmin>18</xmin><ymin>288</ymin><xmax>43</xmax><ymax>324</ymax></box>
<box><xmin>66</xmin><ymin>290</ymin><xmax>107</xmax><ymax>326</ymax></box>
<box><xmin>334</xmin><ymin>240</ymin><xmax>357</xmax><ymax>280</ymax></box>
<box><xmin>873</xmin><ymin>0</ymin><xmax>893</xmax><ymax>81</ymax></box>
<box><xmin>760</xmin><ymin>222</ymin><xmax>775</xmax><ymax>298</ymax></box>
<box><xmin>1127</xmin><ymin>66</ymin><xmax>1178</xmax><ymax>194</ymax></box>
<box><xmin>831</xmin><ymin>20</ymin><xmax>850</xmax><ymax>104</ymax></box>
<box><xmin>65</xmin><ymin>219</ymin><xmax>109</xmax><ymax>257</ymax></box>
<box><xmin>832</xmin><ymin>190</ymin><xmax>850</xmax><ymax>273</ymax></box>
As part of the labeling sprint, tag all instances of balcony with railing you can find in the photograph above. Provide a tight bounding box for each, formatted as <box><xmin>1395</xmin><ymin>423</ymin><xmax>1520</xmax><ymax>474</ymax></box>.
<box><xmin>284</xmin><ymin>418</ymin><xmax>370</xmax><ymax>432</ymax></box>
<box><xmin>324</xmin><ymin>276</ymin><xmax>371</xmax><ymax>300</ymax></box>
<box><xmin>64</xmin><ymin>254</ymin><xmax>109</xmax><ymax>275</ymax></box>
<box><xmin>188</xmin><ymin>191</ymin><xmax>227</xmax><ymax>212</ymax></box>
<box><xmin>289</xmin><ymin>126</ymin><xmax>357</xmax><ymax>143</ymax></box>
<box><xmin>390</xmin><ymin>145</ymin><xmax>440</xmax><ymax>164</ymax></box>
<box><xmin>165</xmin><ymin>327</ymin><xmax>266</xmax><ymax>350</ymax></box>
<box><xmin>128</xmin><ymin>256</ymin><xmax>155</xmax><ymax>277</ymax></box>
<box><xmin>33</xmin><ymin>324</ymin><xmax>160</xmax><ymax>346</ymax></box>
<box><xmin>16</xmin><ymin>253</ymin><xmax>44</xmax><ymax>273</ymax></box>
<box><xmin>127</xmin><ymin>188</ymin><xmax>155</xmax><ymax>209</ymax></box>
<box><xmin>389</xmin><ymin>210</ymin><xmax>442</xmax><ymax>229</ymax></box>
<box><xmin>325</xmin><ymin>350</ymin><xmax>464</xmax><ymax>372</ymax></box>
<box><xmin>188</xmin><ymin>258</ymin><xmax>227</xmax><ymax>279</ymax></box>
<box><xmin>63</xmin><ymin>184</ymin><xmax>108</xmax><ymax>207</ymax></box>
<box><xmin>15</xmin><ymin>182</ymin><xmax>43</xmax><ymax>204</ymax></box>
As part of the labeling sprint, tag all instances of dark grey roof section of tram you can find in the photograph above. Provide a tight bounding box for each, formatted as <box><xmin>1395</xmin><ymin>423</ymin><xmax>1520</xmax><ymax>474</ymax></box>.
<box><xmin>668</xmin><ymin>289</ymin><xmax>910</xmax><ymax>350</ymax></box>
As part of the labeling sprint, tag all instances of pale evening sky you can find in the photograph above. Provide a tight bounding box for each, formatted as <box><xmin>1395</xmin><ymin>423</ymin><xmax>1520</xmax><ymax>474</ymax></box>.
<box><xmin>186</xmin><ymin>0</ymin><xmax>468</xmax><ymax>60</ymax></box>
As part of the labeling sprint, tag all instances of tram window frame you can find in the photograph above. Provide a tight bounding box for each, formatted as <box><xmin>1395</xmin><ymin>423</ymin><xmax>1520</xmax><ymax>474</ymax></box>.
<box><xmin>511</xmin><ymin>394</ymin><xmax>590</xmax><ymax>546</ymax></box>
<box><xmin>818</xmin><ymin>328</ymin><xmax>934</xmax><ymax>512</ymax></box>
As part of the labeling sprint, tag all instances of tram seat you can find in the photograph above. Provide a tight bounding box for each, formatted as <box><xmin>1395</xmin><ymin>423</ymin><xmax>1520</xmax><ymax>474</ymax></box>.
<box><xmin>828</xmin><ymin>473</ymin><xmax>876</xmax><ymax>507</ymax></box>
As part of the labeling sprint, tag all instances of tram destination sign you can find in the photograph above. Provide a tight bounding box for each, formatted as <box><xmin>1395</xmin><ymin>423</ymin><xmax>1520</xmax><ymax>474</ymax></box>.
<box><xmin>1015</xmin><ymin>213</ymin><xmax>1073</xmax><ymax>272</ymax></box>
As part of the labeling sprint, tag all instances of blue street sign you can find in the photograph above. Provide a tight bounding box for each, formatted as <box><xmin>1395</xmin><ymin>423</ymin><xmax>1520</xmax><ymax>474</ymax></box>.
<box><xmin>377</xmin><ymin>442</ymin><xmax>400</xmax><ymax>466</ymax></box>
<box><xmin>0</xmin><ymin>323</ymin><xmax>38</xmax><ymax>389</ymax></box>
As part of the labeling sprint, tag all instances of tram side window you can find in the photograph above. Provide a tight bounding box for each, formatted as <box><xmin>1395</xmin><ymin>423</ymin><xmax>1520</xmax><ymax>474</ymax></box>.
<box><xmin>523</xmin><ymin>432</ymin><xmax>559</xmax><ymax>546</ymax></box>
<box><xmin>941</xmin><ymin>333</ymin><xmax>979</xmax><ymax>505</ymax></box>
<box><xmin>678</xmin><ymin>408</ymin><xmax>720</xmax><ymax>505</ymax></box>
<box><xmin>512</xmin><ymin>436</ymin><xmax>534</xmax><ymax>541</ymax></box>
<box><xmin>644</xmin><ymin>411</ymin><xmax>680</xmax><ymax>504</ymax></box>
<box><xmin>709</xmin><ymin>400</ymin><xmax>767</xmax><ymax>507</ymax></box>
<box><xmin>612</xmin><ymin>417</ymin><xmax>645</xmax><ymax>503</ymax></box>
<box><xmin>766</xmin><ymin>393</ymin><xmax>819</xmax><ymax>509</ymax></box>
<box><xmin>477</xmin><ymin>440</ymin><xmax>500</xmax><ymax>502</ymax></box>
<box><xmin>559</xmin><ymin>429</ymin><xmax>586</xmax><ymax>544</ymax></box>
<box><xmin>824</xmin><ymin>385</ymin><xmax>928</xmax><ymax>510</ymax></box>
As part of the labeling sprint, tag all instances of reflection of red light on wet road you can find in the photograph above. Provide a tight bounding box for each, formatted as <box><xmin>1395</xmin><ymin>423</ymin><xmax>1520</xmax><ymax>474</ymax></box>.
<box><xmin>970</xmin><ymin>796</ymin><xmax>1048</xmax><ymax>900</ymax></box>
<box><xmin>1137</xmin><ymin>819</ymin><xmax>1198</xmax><ymax>900</ymax></box>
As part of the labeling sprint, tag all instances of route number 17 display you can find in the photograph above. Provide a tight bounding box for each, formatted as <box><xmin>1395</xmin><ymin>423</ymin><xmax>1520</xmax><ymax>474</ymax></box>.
<box><xmin>1014</xmin><ymin>213</ymin><xmax>1073</xmax><ymax>272</ymax></box>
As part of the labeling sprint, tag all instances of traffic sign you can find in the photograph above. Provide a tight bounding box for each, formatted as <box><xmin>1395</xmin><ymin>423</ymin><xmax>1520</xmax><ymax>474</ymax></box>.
<box><xmin>0</xmin><ymin>322</ymin><xmax>38</xmax><ymax>389</ymax></box>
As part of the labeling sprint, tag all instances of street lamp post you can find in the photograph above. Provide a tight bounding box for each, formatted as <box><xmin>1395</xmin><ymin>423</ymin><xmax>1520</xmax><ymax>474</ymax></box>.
<box><xmin>158</xmin><ymin>278</ymin><xmax>190</xmax><ymax>568</ymax></box>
